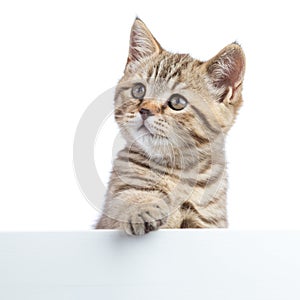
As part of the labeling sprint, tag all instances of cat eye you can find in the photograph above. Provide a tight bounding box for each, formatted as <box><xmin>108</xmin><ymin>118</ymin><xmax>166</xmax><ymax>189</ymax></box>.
<box><xmin>168</xmin><ymin>94</ymin><xmax>187</xmax><ymax>111</ymax></box>
<box><xmin>132</xmin><ymin>83</ymin><xmax>146</xmax><ymax>99</ymax></box>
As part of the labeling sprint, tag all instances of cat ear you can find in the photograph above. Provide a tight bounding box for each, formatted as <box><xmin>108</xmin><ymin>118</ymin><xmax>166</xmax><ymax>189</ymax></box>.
<box><xmin>126</xmin><ymin>17</ymin><xmax>162</xmax><ymax>66</ymax></box>
<box><xmin>205</xmin><ymin>43</ymin><xmax>245</xmax><ymax>105</ymax></box>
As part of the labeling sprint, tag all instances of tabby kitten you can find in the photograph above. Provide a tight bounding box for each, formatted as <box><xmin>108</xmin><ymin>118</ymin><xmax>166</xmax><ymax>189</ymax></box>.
<box><xmin>96</xmin><ymin>18</ymin><xmax>245</xmax><ymax>235</ymax></box>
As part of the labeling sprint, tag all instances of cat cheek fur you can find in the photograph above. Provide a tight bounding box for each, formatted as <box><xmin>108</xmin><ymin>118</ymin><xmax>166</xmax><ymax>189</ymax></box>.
<box><xmin>95</xmin><ymin>18</ymin><xmax>245</xmax><ymax>235</ymax></box>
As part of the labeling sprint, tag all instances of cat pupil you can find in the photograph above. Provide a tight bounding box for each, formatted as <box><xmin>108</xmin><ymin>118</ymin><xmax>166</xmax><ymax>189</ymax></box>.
<box><xmin>132</xmin><ymin>83</ymin><xmax>146</xmax><ymax>99</ymax></box>
<box><xmin>168</xmin><ymin>94</ymin><xmax>187</xmax><ymax>110</ymax></box>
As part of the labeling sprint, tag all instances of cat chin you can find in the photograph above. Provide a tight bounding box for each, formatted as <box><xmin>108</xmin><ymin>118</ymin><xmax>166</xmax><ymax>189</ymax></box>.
<box><xmin>126</xmin><ymin>129</ymin><xmax>170</xmax><ymax>155</ymax></box>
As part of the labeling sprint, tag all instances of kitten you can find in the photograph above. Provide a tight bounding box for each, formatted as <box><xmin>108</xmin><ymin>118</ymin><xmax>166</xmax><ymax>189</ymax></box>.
<box><xmin>96</xmin><ymin>17</ymin><xmax>245</xmax><ymax>235</ymax></box>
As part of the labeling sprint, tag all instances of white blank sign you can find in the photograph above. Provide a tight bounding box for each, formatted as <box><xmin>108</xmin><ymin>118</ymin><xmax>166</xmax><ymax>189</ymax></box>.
<box><xmin>0</xmin><ymin>229</ymin><xmax>300</xmax><ymax>300</ymax></box>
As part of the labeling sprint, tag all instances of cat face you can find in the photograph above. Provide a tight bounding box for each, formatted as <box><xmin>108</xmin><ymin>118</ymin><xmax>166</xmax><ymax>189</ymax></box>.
<box><xmin>114</xmin><ymin>18</ymin><xmax>245</xmax><ymax>157</ymax></box>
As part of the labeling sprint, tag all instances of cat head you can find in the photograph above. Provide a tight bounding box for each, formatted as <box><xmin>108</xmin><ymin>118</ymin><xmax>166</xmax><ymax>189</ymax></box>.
<box><xmin>114</xmin><ymin>18</ymin><xmax>245</xmax><ymax>157</ymax></box>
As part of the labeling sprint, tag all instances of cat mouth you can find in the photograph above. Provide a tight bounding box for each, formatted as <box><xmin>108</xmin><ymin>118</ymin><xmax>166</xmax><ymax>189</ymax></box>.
<box><xmin>138</xmin><ymin>124</ymin><xmax>153</xmax><ymax>136</ymax></box>
<box><xmin>137</xmin><ymin>124</ymin><xmax>168</xmax><ymax>140</ymax></box>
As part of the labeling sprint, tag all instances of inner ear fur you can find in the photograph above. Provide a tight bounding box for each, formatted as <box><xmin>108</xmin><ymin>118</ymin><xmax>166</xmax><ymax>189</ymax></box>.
<box><xmin>127</xmin><ymin>17</ymin><xmax>162</xmax><ymax>66</ymax></box>
<box><xmin>205</xmin><ymin>43</ymin><xmax>246</xmax><ymax>105</ymax></box>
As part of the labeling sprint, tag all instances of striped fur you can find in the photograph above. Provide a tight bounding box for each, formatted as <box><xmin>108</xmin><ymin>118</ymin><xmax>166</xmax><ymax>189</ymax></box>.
<box><xmin>96</xmin><ymin>18</ymin><xmax>245</xmax><ymax>235</ymax></box>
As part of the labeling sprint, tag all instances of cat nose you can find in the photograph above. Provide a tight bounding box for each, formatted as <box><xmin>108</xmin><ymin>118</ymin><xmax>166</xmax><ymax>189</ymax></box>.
<box><xmin>139</xmin><ymin>108</ymin><xmax>154</xmax><ymax>120</ymax></box>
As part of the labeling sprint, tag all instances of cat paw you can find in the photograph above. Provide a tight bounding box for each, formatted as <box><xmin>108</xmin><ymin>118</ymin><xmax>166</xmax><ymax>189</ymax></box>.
<box><xmin>122</xmin><ymin>201</ymin><xmax>169</xmax><ymax>236</ymax></box>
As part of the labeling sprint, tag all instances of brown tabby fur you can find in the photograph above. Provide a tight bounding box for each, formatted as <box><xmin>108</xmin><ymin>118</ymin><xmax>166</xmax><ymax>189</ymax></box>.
<box><xmin>96</xmin><ymin>18</ymin><xmax>245</xmax><ymax>235</ymax></box>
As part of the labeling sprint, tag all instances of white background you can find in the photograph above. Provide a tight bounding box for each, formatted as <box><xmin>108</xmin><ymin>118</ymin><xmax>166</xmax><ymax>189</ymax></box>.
<box><xmin>0</xmin><ymin>0</ymin><xmax>299</xmax><ymax>230</ymax></box>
